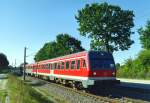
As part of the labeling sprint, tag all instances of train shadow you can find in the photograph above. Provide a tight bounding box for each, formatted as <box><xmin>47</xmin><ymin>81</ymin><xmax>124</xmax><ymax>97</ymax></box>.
<box><xmin>30</xmin><ymin>81</ymin><xmax>46</xmax><ymax>86</ymax></box>
<box><xmin>24</xmin><ymin>79</ymin><xmax>47</xmax><ymax>86</ymax></box>
<box><xmin>90</xmin><ymin>83</ymin><xmax>150</xmax><ymax>102</ymax></box>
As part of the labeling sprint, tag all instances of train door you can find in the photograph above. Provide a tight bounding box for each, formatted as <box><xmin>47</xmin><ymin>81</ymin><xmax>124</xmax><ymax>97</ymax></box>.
<box><xmin>51</xmin><ymin>63</ymin><xmax>54</xmax><ymax>75</ymax></box>
<box><xmin>76</xmin><ymin>59</ymin><xmax>81</xmax><ymax>76</ymax></box>
<box><xmin>65</xmin><ymin>60</ymin><xmax>70</xmax><ymax>75</ymax></box>
<box><xmin>81</xmin><ymin>58</ymin><xmax>88</xmax><ymax>77</ymax></box>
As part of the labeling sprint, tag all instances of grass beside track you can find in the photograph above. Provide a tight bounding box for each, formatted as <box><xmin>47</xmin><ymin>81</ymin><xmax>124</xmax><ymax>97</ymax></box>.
<box><xmin>0</xmin><ymin>90</ymin><xmax>7</xmax><ymax>103</ymax></box>
<box><xmin>7</xmin><ymin>75</ymin><xmax>54</xmax><ymax>103</ymax></box>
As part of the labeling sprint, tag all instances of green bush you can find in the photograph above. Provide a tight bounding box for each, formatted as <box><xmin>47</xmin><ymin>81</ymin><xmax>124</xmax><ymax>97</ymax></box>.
<box><xmin>138</xmin><ymin>50</ymin><xmax>150</xmax><ymax>68</ymax></box>
<box><xmin>117</xmin><ymin>50</ymin><xmax>150</xmax><ymax>79</ymax></box>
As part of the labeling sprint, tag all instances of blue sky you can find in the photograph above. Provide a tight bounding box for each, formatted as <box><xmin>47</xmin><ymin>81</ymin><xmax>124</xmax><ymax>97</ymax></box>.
<box><xmin>0</xmin><ymin>0</ymin><xmax>150</xmax><ymax>66</ymax></box>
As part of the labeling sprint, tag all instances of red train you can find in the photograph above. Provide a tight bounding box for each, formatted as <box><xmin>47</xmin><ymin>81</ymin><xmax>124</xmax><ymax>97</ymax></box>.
<box><xmin>26</xmin><ymin>51</ymin><xmax>119</xmax><ymax>89</ymax></box>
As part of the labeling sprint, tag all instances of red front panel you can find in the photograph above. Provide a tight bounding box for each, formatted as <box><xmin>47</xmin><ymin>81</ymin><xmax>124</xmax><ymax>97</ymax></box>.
<box><xmin>88</xmin><ymin>70</ymin><xmax>116</xmax><ymax>77</ymax></box>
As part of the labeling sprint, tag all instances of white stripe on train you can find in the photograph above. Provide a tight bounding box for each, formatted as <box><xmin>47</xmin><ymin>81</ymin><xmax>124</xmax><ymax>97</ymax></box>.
<box><xmin>28</xmin><ymin>71</ymin><xmax>116</xmax><ymax>81</ymax></box>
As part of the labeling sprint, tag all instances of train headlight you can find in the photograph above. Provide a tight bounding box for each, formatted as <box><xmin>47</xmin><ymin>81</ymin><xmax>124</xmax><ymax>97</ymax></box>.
<box><xmin>112</xmin><ymin>72</ymin><xmax>115</xmax><ymax>76</ymax></box>
<box><xmin>93</xmin><ymin>72</ymin><xmax>96</xmax><ymax>76</ymax></box>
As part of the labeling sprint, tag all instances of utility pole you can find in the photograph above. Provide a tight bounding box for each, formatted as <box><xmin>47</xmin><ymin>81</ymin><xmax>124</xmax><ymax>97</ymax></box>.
<box><xmin>23</xmin><ymin>47</ymin><xmax>27</xmax><ymax>81</ymax></box>
<box><xmin>15</xmin><ymin>59</ymin><xmax>16</xmax><ymax>68</ymax></box>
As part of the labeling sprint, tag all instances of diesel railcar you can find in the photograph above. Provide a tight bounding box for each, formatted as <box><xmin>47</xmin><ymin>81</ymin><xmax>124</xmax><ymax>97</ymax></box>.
<box><xmin>26</xmin><ymin>51</ymin><xmax>119</xmax><ymax>88</ymax></box>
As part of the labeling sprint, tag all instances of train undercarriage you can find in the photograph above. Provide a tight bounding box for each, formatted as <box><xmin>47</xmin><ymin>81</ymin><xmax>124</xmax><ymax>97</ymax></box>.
<box><xmin>27</xmin><ymin>72</ymin><xmax>120</xmax><ymax>90</ymax></box>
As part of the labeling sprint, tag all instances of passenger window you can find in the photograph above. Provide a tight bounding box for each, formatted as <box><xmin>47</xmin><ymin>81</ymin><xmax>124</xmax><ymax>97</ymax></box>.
<box><xmin>71</xmin><ymin>60</ymin><xmax>75</xmax><ymax>69</ymax></box>
<box><xmin>61</xmin><ymin>62</ymin><xmax>64</xmax><ymax>69</ymax></box>
<box><xmin>83</xmin><ymin>60</ymin><xmax>86</xmax><ymax>68</ymax></box>
<box><xmin>49</xmin><ymin>64</ymin><xmax>51</xmax><ymax>69</ymax></box>
<box><xmin>58</xmin><ymin>62</ymin><xmax>61</xmax><ymax>69</ymax></box>
<box><xmin>46</xmin><ymin>64</ymin><xmax>48</xmax><ymax>69</ymax></box>
<box><xmin>52</xmin><ymin>63</ymin><xmax>55</xmax><ymax>70</ymax></box>
<box><xmin>66</xmin><ymin>61</ymin><xmax>69</xmax><ymax>70</ymax></box>
<box><xmin>54</xmin><ymin>63</ymin><xmax>57</xmax><ymax>69</ymax></box>
<box><xmin>46</xmin><ymin>64</ymin><xmax>47</xmax><ymax>69</ymax></box>
<box><xmin>45</xmin><ymin>64</ymin><xmax>47</xmax><ymax>69</ymax></box>
<box><xmin>50</xmin><ymin>64</ymin><xmax>52</xmax><ymax>69</ymax></box>
<box><xmin>77</xmin><ymin>60</ymin><xmax>80</xmax><ymax>70</ymax></box>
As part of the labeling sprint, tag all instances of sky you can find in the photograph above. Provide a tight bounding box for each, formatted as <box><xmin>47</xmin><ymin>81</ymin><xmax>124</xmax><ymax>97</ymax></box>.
<box><xmin>0</xmin><ymin>0</ymin><xmax>150</xmax><ymax>66</ymax></box>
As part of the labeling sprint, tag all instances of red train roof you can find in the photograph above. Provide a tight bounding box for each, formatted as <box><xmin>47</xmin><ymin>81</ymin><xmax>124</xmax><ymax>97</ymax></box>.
<box><xmin>38</xmin><ymin>51</ymin><xmax>87</xmax><ymax>64</ymax></box>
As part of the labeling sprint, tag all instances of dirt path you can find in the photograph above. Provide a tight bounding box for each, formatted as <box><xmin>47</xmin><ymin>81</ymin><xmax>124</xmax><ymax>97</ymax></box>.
<box><xmin>0</xmin><ymin>77</ymin><xmax>8</xmax><ymax>103</ymax></box>
<box><xmin>0</xmin><ymin>79</ymin><xmax>8</xmax><ymax>90</ymax></box>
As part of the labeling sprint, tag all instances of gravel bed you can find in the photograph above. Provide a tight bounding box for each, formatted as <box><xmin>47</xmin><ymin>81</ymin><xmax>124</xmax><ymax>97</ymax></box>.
<box><xmin>26</xmin><ymin>76</ymin><xmax>150</xmax><ymax>103</ymax></box>
<box><xmin>39</xmin><ymin>84</ymin><xmax>105</xmax><ymax>103</ymax></box>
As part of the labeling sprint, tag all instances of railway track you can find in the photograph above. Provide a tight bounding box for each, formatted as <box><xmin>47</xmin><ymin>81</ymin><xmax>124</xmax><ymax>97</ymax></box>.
<box><xmin>25</xmin><ymin>76</ymin><xmax>149</xmax><ymax>103</ymax></box>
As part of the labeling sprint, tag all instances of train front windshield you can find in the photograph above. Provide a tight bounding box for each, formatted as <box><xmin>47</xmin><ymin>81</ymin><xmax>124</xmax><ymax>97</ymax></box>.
<box><xmin>89</xmin><ymin>51</ymin><xmax>115</xmax><ymax>70</ymax></box>
<box><xmin>90</xmin><ymin>59</ymin><xmax>115</xmax><ymax>70</ymax></box>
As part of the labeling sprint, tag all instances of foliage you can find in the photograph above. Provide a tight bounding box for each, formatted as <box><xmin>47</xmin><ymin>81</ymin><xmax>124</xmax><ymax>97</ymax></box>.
<box><xmin>138</xmin><ymin>21</ymin><xmax>150</xmax><ymax>50</ymax></box>
<box><xmin>34</xmin><ymin>34</ymin><xmax>84</xmax><ymax>62</ymax></box>
<box><xmin>56</xmin><ymin>34</ymin><xmax>84</xmax><ymax>55</ymax></box>
<box><xmin>138</xmin><ymin>50</ymin><xmax>150</xmax><ymax>68</ymax></box>
<box><xmin>0</xmin><ymin>53</ymin><xmax>9</xmax><ymax>68</ymax></box>
<box><xmin>34</xmin><ymin>42</ymin><xmax>58</xmax><ymax>62</ymax></box>
<box><xmin>117</xmin><ymin>50</ymin><xmax>150</xmax><ymax>79</ymax></box>
<box><xmin>75</xmin><ymin>2</ymin><xmax>134</xmax><ymax>52</ymax></box>
<box><xmin>115</xmin><ymin>63</ymin><xmax>120</xmax><ymax>69</ymax></box>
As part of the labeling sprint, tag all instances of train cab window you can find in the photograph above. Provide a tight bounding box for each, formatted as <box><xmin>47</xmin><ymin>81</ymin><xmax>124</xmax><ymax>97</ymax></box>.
<box><xmin>71</xmin><ymin>60</ymin><xmax>75</xmax><ymax>69</ymax></box>
<box><xmin>66</xmin><ymin>61</ymin><xmax>69</xmax><ymax>70</ymax></box>
<box><xmin>82</xmin><ymin>59</ymin><xmax>86</xmax><ymax>68</ymax></box>
<box><xmin>61</xmin><ymin>62</ymin><xmax>64</xmax><ymax>69</ymax></box>
<box><xmin>77</xmin><ymin>60</ymin><xmax>80</xmax><ymax>70</ymax></box>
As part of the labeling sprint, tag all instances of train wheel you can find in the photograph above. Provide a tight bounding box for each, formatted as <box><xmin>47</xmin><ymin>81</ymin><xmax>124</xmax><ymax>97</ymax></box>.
<box><xmin>72</xmin><ymin>83</ymin><xmax>77</xmax><ymax>90</ymax></box>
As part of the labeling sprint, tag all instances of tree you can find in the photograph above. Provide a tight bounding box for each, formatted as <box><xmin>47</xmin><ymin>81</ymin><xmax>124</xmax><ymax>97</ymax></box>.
<box><xmin>115</xmin><ymin>63</ymin><xmax>120</xmax><ymax>69</ymax></box>
<box><xmin>138</xmin><ymin>21</ymin><xmax>150</xmax><ymax>50</ymax></box>
<box><xmin>75</xmin><ymin>2</ymin><xmax>134</xmax><ymax>53</ymax></box>
<box><xmin>34</xmin><ymin>41</ymin><xmax>58</xmax><ymax>61</ymax></box>
<box><xmin>138</xmin><ymin>50</ymin><xmax>150</xmax><ymax>68</ymax></box>
<box><xmin>34</xmin><ymin>34</ymin><xmax>85</xmax><ymax>62</ymax></box>
<box><xmin>56</xmin><ymin>33</ymin><xmax>85</xmax><ymax>55</ymax></box>
<box><xmin>0</xmin><ymin>53</ymin><xmax>9</xmax><ymax>67</ymax></box>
